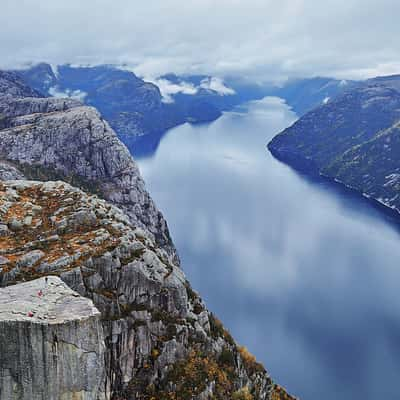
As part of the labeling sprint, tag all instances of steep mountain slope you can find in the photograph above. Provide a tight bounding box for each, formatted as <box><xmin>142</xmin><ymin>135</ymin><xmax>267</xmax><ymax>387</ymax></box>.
<box><xmin>0</xmin><ymin>71</ymin><xmax>42</xmax><ymax>98</ymax></box>
<box><xmin>0</xmin><ymin>71</ymin><xmax>295</xmax><ymax>399</ymax></box>
<box><xmin>15</xmin><ymin>64</ymin><xmax>221</xmax><ymax>154</ymax></box>
<box><xmin>266</xmin><ymin>77</ymin><xmax>357</xmax><ymax>116</ymax></box>
<box><xmin>0</xmin><ymin>77</ymin><xmax>175</xmax><ymax>261</ymax></box>
<box><xmin>268</xmin><ymin>75</ymin><xmax>400</xmax><ymax>213</ymax></box>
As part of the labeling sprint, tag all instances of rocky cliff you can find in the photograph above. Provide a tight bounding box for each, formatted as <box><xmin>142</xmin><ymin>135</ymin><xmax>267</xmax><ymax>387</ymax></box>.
<box><xmin>268</xmin><ymin>75</ymin><xmax>400</xmax><ymax>214</ymax></box>
<box><xmin>0</xmin><ymin>75</ymin><xmax>176</xmax><ymax>262</ymax></box>
<box><xmin>0</xmin><ymin>72</ymin><xmax>295</xmax><ymax>399</ymax></box>
<box><xmin>0</xmin><ymin>276</ymin><xmax>105</xmax><ymax>400</ymax></box>
<box><xmin>14</xmin><ymin>64</ymin><xmax>222</xmax><ymax>157</ymax></box>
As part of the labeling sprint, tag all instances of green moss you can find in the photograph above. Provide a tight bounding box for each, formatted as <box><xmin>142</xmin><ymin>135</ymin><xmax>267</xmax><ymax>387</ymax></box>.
<box><xmin>232</xmin><ymin>387</ymin><xmax>254</xmax><ymax>400</ymax></box>
<box><xmin>138</xmin><ymin>347</ymin><xmax>240</xmax><ymax>400</ymax></box>
<box><xmin>166</xmin><ymin>324</ymin><xmax>177</xmax><ymax>339</ymax></box>
<box><xmin>151</xmin><ymin>309</ymin><xmax>182</xmax><ymax>325</ymax></box>
<box><xmin>218</xmin><ymin>346</ymin><xmax>236</xmax><ymax>368</ymax></box>
<box><xmin>132</xmin><ymin>319</ymin><xmax>147</xmax><ymax>329</ymax></box>
<box><xmin>101</xmin><ymin>301</ymin><xmax>149</xmax><ymax>321</ymax></box>
<box><xmin>185</xmin><ymin>281</ymin><xmax>198</xmax><ymax>302</ymax></box>
<box><xmin>209</xmin><ymin>313</ymin><xmax>235</xmax><ymax>346</ymax></box>
<box><xmin>120</xmin><ymin>248</ymin><xmax>145</xmax><ymax>265</ymax></box>
<box><xmin>193</xmin><ymin>303</ymin><xmax>204</xmax><ymax>315</ymax></box>
<box><xmin>16</xmin><ymin>162</ymin><xmax>103</xmax><ymax>196</ymax></box>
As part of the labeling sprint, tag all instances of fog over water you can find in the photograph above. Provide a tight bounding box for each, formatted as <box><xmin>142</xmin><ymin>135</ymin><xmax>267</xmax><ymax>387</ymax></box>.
<box><xmin>137</xmin><ymin>97</ymin><xmax>400</xmax><ymax>400</ymax></box>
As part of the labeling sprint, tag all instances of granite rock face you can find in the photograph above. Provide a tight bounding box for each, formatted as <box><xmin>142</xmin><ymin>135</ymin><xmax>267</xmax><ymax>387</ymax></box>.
<box><xmin>0</xmin><ymin>180</ymin><xmax>292</xmax><ymax>399</ymax></box>
<box><xmin>14</xmin><ymin>64</ymin><xmax>222</xmax><ymax>156</ymax></box>
<box><xmin>268</xmin><ymin>75</ymin><xmax>400</xmax><ymax>213</ymax></box>
<box><xmin>0</xmin><ymin>73</ymin><xmax>176</xmax><ymax>263</ymax></box>
<box><xmin>0</xmin><ymin>72</ymin><xmax>295</xmax><ymax>399</ymax></box>
<box><xmin>0</xmin><ymin>71</ymin><xmax>42</xmax><ymax>98</ymax></box>
<box><xmin>0</xmin><ymin>276</ymin><xmax>105</xmax><ymax>400</ymax></box>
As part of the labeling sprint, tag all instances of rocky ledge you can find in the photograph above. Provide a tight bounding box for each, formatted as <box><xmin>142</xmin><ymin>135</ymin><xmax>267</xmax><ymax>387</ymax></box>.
<box><xmin>0</xmin><ymin>180</ymin><xmax>294</xmax><ymax>399</ymax></box>
<box><xmin>0</xmin><ymin>83</ymin><xmax>176</xmax><ymax>263</ymax></box>
<box><xmin>0</xmin><ymin>276</ymin><xmax>105</xmax><ymax>400</ymax></box>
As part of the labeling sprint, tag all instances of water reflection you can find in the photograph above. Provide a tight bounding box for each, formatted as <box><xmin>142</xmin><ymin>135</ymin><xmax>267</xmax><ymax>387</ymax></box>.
<box><xmin>137</xmin><ymin>97</ymin><xmax>400</xmax><ymax>400</ymax></box>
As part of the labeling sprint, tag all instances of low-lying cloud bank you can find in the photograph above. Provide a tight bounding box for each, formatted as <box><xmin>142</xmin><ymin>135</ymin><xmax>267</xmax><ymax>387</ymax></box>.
<box><xmin>150</xmin><ymin>76</ymin><xmax>236</xmax><ymax>103</ymax></box>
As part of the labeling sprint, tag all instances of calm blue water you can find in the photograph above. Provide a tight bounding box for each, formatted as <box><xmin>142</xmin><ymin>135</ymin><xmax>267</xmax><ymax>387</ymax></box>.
<box><xmin>136</xmin><ymin>97</ymin><xmax>400</xmax><ymax>400</ymax></box>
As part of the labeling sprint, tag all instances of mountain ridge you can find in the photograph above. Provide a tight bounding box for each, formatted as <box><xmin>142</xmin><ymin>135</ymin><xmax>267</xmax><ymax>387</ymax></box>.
<box><xmin>14</xmin><ymin>63</ymin><xmax>359</xmax><ymax>158</ymax></box>
<box><xmin>13</xmin><ymin>63</ymin><xmax>223</xmax><ymax>156</ymax></box>
<box><xmin>268</xmin><ymin>74</ymin><xmax>400</xmax><ymax>216</ymax></box>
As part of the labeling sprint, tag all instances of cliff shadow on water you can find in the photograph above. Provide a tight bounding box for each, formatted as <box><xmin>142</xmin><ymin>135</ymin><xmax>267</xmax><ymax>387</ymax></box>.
<box><xmin>127</xmin><ymin>120</ymin><xmax>217</xmax><ymax>160</ymax></box>
<box><xmin>268</xmin><ymin>145</ymin><xmax>400</xmax><ymax>236</ymax></box>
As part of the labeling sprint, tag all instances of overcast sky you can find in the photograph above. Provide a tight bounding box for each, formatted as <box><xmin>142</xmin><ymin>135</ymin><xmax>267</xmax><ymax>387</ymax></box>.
<box><xmin>1</xmin><ymin>0</ymin><xmax>399</xmax><ymax>82</ymax></box>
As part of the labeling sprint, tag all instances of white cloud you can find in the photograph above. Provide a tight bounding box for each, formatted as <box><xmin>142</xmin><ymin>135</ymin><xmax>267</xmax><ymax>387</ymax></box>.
<box><xmin>199</xmin><ymin>77</ymin><xmax>235</xmax><ymax>95</ymax></box>
<box><xmin>0</xmin><ymin>0</ymin><xmax>400</xmax><ymax>82</ymax></box>
<box><xmin>145</xmin><ymin>76</ymin><xmax>235</xmax><ymax>103</ymax></box>
<box><xmin>149</xmin><ymin>78</ymin><xmax>198</xmax><ymax>103</ymax></box>
<box><xmin>48</xmin><ymin>86</ymin><xmax>87</xmax><ymax>101</ymax></box>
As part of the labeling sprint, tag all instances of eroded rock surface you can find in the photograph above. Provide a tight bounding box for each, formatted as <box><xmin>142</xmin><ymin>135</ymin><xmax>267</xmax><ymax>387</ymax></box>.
<box><xmin>0</xmin><ymin>276</ymin><xmax>105</xmax><ymax>400</ymax></box>
<box><xmin>0</xmin><ymin>74</ymin><xmax>176</xmax><ymax>262</ymax></box>
<box><xmin>0</xmin><ymin>180</ymin><xmax>294</xmax><ymax>399</ymax></box>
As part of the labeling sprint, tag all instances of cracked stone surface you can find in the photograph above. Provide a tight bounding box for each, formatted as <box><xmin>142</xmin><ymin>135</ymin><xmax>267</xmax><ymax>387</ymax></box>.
<box><xmin>0</xmin><ymin>276</ymin><xmax>105</xmax><ymax>400</ymax></box>
<box><xmin>0</xmin><ymin>276</ymin><xmax>100</xmax><ymax>323</ymax></box>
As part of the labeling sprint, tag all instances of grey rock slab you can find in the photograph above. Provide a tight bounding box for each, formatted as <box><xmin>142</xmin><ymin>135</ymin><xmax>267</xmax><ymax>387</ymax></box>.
<box><xmin>16</xmin><ymin>249</ymin><xmax>45</xmax><ymax>268</ymax></box>
<box><xmin>0</xmin><ymin>256</ymin><xmax>9</xmax><ymax>265</ymax></box>
<box><xmin>0</xmin><ymin>276</ymin><xmax>106</xmax><ymax>400</ymax></box>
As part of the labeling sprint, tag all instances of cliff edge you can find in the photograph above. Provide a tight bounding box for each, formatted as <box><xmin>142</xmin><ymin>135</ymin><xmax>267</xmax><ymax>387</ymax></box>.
<box><xmin>0</xmin><ymin>276</ymin><xmax>105</xmax><ymax>400</ymax></box>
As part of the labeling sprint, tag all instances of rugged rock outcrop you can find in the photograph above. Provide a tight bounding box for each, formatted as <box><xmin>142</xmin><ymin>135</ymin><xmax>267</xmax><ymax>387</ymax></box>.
<box><xmin>0</xmin><ymin>71</ymin><xmax>42</xmax><ymax>98</ymax></box>
<box><xmin>268</xmin><ymin>75</ymin><xmax>400</xmax><ymax>214</ymax></box>
<box><xmin>0</xmin><ymin>276</ymin><xmax>105</xmax><ymax>400</ymax></box>
<box><xmin>0</xmin><ymin>180</ymin><xmax>291</xmax><ymax>399</ymax></box>
<box><xmin>14</xmin><ymin>64</ymin><xmax>222</xmax><ymax>156</ymax></box>
<box><xmin>0</xmin><ymin>77</ymin><xmax>176</xmax><ymax>262</ymax></box>
<box><xmin>0</xmin><ymin>72</ymin><xmax>295</xmax><ymax>399</ymax></box>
